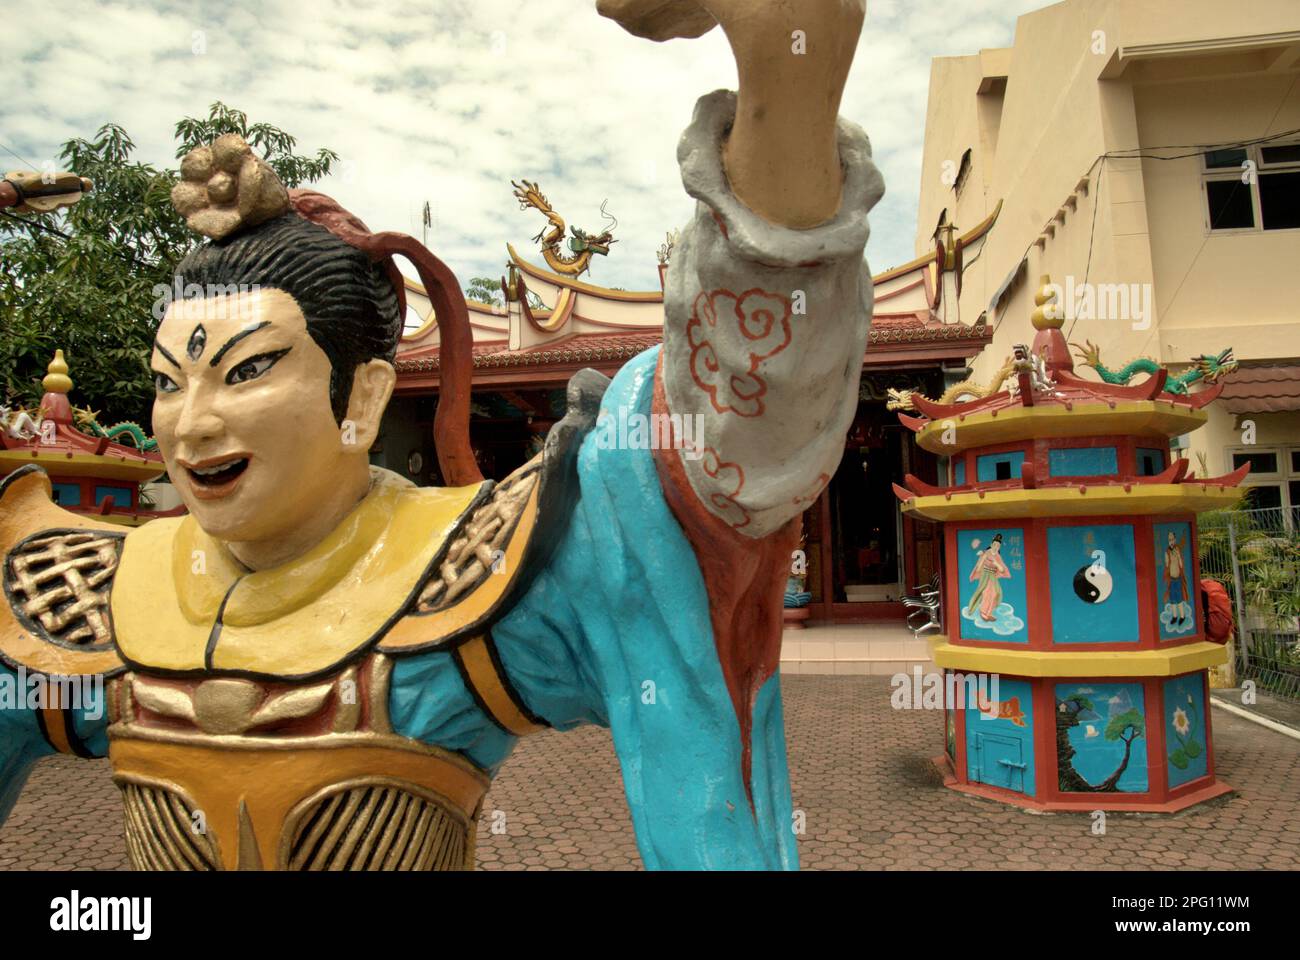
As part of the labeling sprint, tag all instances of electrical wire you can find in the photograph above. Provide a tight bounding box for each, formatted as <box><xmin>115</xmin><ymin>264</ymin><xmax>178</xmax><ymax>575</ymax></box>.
<box><xmin>988</xmin><ymin>118</ymin><xmax>1300</xmax><ymax>336</ymax></box>
<box><xmin>1064</xmin><ymin>158</ymin><xmax>1104</xmax><ymax>344</ymax></box>
<box><xmin>0</xmin><ymin>209</ymin><xmax>155</xmax><ymax>272</ymax></box>
<box><xmin>0</xmin><ymin>139</ymin><xmax>40</xmax><ymax>171</ymax></box>
<box><xmin>0</xmin><ymin>208</ymin><xmax>71</xmax><ymax>240</ymax></box>
<box><xmin>1125</xmin><ymin>73</ymin><xmax>1300</xmax><ymax>362</ymax></box>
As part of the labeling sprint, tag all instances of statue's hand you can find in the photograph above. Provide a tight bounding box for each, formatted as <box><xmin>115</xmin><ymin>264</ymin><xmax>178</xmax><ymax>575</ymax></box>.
<box><xmin>595</xmin><ymin>0</ymin><xmax>716</xmax><ymax>41</ymax></box>
<box><xmin>600</xmin><ymin>0</ymin><xmax>866</xmax><ymax>228</ymax></box>
<box><xmin>597</xmin><ymin>1</ymin><xmax>866</xmax><ymax>53</ymax></box>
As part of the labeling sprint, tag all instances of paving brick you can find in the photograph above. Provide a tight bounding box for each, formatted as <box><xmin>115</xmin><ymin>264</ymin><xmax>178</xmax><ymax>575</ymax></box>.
<box><xmin>0</xmin><ymin>676</ymin><xmax>1296</xmax><ymax>870</ymax></box>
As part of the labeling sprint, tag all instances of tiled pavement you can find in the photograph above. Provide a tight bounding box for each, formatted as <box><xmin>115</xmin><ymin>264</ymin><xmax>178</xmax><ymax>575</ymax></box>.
<box><xmin>1</xmin><ymin>675</ymin><xmax>1297</xmax><ymax>870</ymax></box>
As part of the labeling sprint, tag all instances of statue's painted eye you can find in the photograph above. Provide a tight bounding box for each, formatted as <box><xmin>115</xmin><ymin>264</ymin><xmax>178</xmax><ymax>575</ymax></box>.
<box><xmin>154</xmin><ymin>372</ymin><xmax>180</xmax><ymax>394</ymax></box>
<box><xmin>226</xmin><ymin>349</ymin><xmax>290</xmax><ymax>385</ymax></box>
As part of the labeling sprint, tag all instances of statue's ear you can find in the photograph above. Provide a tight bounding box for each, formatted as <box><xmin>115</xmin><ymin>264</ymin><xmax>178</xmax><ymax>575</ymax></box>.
<box><xmin>343</xmin><ymin>359</ymin><xmax>396</xmax><ymax>451</ymax></box>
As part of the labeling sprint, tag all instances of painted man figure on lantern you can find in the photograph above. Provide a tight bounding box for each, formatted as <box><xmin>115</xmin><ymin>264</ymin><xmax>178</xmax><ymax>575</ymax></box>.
<box><xmin>1162</xmin><ymin>529</ymin><xmax>1191</xmax><ymax>630</ymax></box>
<box><xmin>0</xmin><ymin>0</ymin><xmax>883</xmax><ymax>870</ymax></box>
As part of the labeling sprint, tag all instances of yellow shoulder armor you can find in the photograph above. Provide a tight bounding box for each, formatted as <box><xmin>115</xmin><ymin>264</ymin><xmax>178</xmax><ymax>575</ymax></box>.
<box><xmin>0</xmin><ymin>465</ymin><xmax>127</xmax><ymax>678</ymax></box>
<box><xmin>378</xmin><ymin>366</ymin><xmax>608</xmax><ymax>656</ymax></box>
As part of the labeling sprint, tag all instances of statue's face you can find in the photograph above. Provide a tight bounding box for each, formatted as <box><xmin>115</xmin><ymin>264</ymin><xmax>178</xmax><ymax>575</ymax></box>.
<box><xmin>150</xmin><ymin>288</ymin><xmax>351</xmax><ymax>545</ymax></box>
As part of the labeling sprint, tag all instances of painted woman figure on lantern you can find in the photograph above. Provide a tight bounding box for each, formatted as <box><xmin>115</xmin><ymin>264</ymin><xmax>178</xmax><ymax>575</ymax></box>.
<box><xmin>0</xmin><ymin>0</ymin><xmax>883</xmax><ymax>870</ymax></box>
<box><xmin>966</xmin><ymin>534</ymin><xmax>1011</xmax><ymax>623</ymax></box>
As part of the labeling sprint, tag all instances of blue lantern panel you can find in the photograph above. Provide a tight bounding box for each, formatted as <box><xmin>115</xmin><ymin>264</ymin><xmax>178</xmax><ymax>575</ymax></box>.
<box><xmin>958</xmin><ymin>527</ymin><xmax>1028</xmax><ymax>643</ymax></box>
<box><xmin>51</xmin><ymin>482</ymin><xmax>82</xmax><ymax>507</ymax></box>
<box><xmin>966</xmin><ymin>677</ymin><xmax>1035</xmax><ymax>795</ymax></box>
<box><xmin>1055</xmin><ymin>682</ymin><xmax>1149</xmax><ymax>793</ymax></box>
<box><xmin>93</xmin><ymin>485</ymin><xmax>131</xmax><ymax>508</ymax></box>
<box><xmin>1164</xmin><ymin>674</ymin><xmax>1209</xmax><ymax>788</ymax></box>
<box><xmin>1048</xmin><ymin>446</ymin><xmax>1118</xmax><ymax>477</ymax></box>
<box><xmin>953</xmin><ymin>458</ymin><xmax>966</xmax><ymax>486</ymax></box>
<box><xmin>1048</xmin><ymin>524</ymin><xmax>1140</xmax><ymax>644</ymax></box>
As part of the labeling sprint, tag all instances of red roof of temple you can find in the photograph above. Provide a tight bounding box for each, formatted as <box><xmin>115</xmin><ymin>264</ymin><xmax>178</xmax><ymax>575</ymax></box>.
<box><xmin>395</xmin><ymin>317</ymin><xmax>990</xmax><ymax>377</ymax></box>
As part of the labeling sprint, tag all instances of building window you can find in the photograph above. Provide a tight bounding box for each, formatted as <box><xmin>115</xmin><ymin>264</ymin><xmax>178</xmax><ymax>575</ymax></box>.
<box><xmin>1228</xmin><ymin>445</ymin><xmax>1300</xmax><ymax>520</ymax></box>
<box><xmin>1203</xmin><ymin>141</ymin><xmax>1300</xmax><ymax>232</ymax></box>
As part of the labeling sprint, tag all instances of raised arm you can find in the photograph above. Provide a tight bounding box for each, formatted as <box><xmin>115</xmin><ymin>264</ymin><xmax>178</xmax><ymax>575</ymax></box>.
<box><xmin>479</xmin><ymin>2</ymin><xmax>882</xmax><ymax>870</ymax></box>
<box><xmin>600</xmin><ymin>0</ymin><xmax>882</xmax><ymax>538</ymax></box>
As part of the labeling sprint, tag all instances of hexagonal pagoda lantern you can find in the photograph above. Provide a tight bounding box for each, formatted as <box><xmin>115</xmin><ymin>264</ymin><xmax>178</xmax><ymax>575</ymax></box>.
<box><xmin>891</xmin><ymin>276</ymin><xmax>1246</xmax><ymax>812</ymax></box>
<box><xmin>0</xmin><ymin>350</ymin><xmax>171</xmax><ymax>525</ymax></box>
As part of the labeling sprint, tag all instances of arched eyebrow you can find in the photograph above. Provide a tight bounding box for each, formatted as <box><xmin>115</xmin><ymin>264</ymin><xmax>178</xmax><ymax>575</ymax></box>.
<box><xmin>153</xmin><ymin>342</ymin><xmax>181</xmax><ymax>370</ymax></box>
<box><xmin>210</xmin><ymin>321</ymin><xmax>273</xmax><ymax>367</ymax></box>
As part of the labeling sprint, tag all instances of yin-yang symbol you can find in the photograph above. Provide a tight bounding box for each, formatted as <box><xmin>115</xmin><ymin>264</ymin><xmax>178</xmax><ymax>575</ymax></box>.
<box><xmin>1073</xmin><ymin>549</ymin><xmax>1113</xmax><ymax>604</ymax></box>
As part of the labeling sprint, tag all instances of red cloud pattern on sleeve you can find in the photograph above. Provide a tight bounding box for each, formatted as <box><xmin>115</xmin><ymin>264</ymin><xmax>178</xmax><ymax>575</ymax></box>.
<box><xmin>687</xmin><ymin>288</ymin><xmax>794</xmax><ymax>418</ymax></box>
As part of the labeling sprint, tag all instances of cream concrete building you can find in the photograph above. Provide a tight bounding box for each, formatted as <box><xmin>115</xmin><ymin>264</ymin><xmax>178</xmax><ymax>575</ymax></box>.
<box><xmin>914</xmin><ymin>0</ymin><xmax>1300</xmax><ymax>513</ymax></box>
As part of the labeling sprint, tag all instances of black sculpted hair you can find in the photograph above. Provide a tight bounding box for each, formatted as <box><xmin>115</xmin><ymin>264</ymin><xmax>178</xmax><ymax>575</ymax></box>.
<box><xmin>174</xmin><ymin>213</ymin><xmax>401</xmax><ymax>422</ymax></box>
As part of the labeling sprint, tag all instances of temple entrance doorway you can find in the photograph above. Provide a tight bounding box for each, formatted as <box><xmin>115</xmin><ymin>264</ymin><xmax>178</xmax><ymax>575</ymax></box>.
<box><xmin>831</xmin><ymin>405</ymin><xmax>906</xmax><ymax>605</ymax></box>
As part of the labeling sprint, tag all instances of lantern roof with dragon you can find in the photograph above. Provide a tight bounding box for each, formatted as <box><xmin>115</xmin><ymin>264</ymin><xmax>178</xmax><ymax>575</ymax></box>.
<box><xmin>0</xmin><ymin>350</ymin><xmax>170</xmax><ymax>523</ymax></box>
<box><xmin>890</xmin><ymin>275</ymin><xmax>1247</xmax><ymax>523</ymax></box>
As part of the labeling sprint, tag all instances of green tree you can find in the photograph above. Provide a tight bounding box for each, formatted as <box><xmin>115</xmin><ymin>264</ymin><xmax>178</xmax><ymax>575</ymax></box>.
<box><xmin>1097</xmin><ymin>708</ymin><xmax>1145</xmax><ymax>792</ymax></box>
<box><xmin>1055</xmin><ymin>696</ymin><xmax>1145</xmax><ymax>793</ymax></box>
<box><xmin>0</xmin><ymin>102</ymin><xmax>338</xmax><ymax>429</ymax></box>
<box><xmin>463</xmin><ymin>275</ymin><xmax>545</xmax><ymax>312</ymax></box>
<box><xmin>464</xmin><ymin>276</ymin><xmax>503</xmax><ymax>307</ymax></box>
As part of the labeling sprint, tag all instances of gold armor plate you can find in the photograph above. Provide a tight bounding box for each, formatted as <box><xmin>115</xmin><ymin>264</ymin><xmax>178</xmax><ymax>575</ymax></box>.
<box><xmin>111</xmin><ymin>731</ymin><xmax>489</xmax><ymax>870</ymax></box>
<box><xmin>109</xmin><ymin>658</ymin><xmax>491</xmax><ymax>871</ymax></box>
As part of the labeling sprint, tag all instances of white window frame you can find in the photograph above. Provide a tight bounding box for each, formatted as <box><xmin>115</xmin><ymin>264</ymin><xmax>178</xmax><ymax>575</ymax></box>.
<box><xmin>1226</xmin><ymin>443</ymin><xmax>1300</xmax><ymax>513</ymax></box>
<box><xmin>1202</xmin><ymin>140</ymin><xmax>1300</xmax><ymax>236</ymax></box>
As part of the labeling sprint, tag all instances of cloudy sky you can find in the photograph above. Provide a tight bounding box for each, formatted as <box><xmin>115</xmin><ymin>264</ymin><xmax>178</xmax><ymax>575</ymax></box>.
<box><xmin>1</xmin><ymin>0</ymin><xmax>1048</xmax><ymax>292</ymax></box>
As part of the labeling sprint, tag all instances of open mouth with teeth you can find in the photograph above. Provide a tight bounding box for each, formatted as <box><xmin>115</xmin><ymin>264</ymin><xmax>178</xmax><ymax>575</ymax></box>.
<box><xmin>184</xmin><ymin>456</ymin><xmax>251</xmax><ymax>497</ymax></box>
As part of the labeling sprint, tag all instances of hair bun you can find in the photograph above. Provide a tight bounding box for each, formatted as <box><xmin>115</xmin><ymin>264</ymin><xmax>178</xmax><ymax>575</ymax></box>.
<box><xmin>172</xmin><ymin>134</ymin><xmax>290</xmax><ymax>241</ymax></box>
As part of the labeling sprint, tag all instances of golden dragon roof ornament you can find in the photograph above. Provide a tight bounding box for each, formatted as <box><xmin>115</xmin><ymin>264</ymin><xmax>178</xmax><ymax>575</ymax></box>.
<box><xmin>511</xmin><ymin>179</ymin><xmax>617</xmax><ymax>277</ymax></box>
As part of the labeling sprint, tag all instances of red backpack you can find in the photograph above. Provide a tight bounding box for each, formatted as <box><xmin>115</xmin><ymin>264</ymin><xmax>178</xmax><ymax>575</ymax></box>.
<box><xmin>1200</xmin><ymin>579</ymin><xmax>1234</xmax><ymax>644</ymax></box>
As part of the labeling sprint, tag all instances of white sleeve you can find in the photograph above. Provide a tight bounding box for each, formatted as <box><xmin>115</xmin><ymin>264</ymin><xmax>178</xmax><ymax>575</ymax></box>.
<box><xmin>660</xmin><ymin>90</ymin><xmax>885</xmax><ymax>538</ymax></box>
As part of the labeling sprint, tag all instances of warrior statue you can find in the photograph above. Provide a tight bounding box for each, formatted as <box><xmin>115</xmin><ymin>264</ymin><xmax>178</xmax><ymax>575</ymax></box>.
<box><xmin>0</xmin><ymin>0</ymin><xmax>883</xmax><ymax>870</ymax></box>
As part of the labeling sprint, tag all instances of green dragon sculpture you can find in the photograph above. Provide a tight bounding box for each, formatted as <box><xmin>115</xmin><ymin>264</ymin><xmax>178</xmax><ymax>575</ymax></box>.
<box><xmin>1071</xmin><ymin>341</ymin><xmax>1238</xmax><ymax>395</ymax></box>
<box><xmin>74</xmin><ymin>406</ymin><xmax>159</xmax><ymax>452</ymax></box>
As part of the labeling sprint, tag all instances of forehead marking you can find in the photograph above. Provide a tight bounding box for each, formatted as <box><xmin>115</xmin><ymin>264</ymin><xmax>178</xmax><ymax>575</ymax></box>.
<box><xmin>187</xmin><ymin>325</ymin><xmax>207</xmax><ymax>362</ymax></box>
